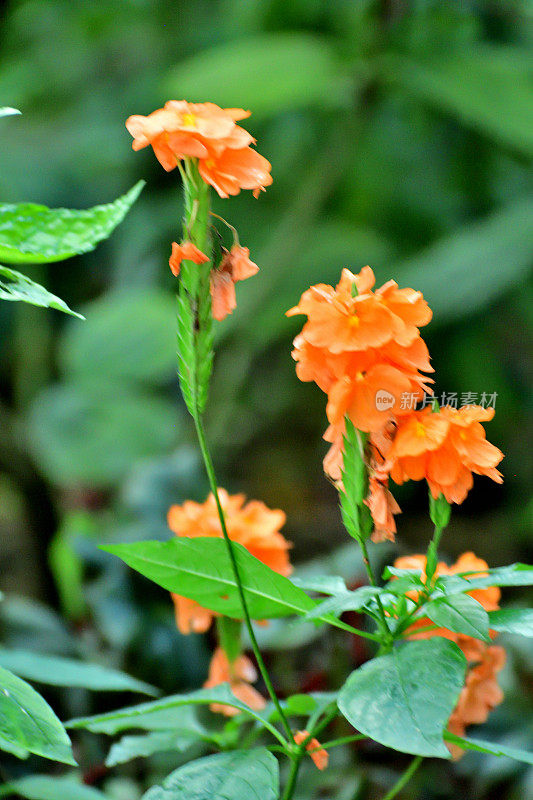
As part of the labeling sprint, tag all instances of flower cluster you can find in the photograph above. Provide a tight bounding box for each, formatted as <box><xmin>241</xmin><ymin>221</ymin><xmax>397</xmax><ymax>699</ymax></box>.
<box><xmin>289</xmin><ymin>266</ymin><xmax>504</xmax><ymax>540</ymax></box>
<box><xmin>126</xmin><ymin>100</ymin><xmax>272</xmax><ymax>197</ymax></box>
<box><xmin>394</xmin><ymin>551</ymin><xmax>505</xmax><ymax>758</ymax></box>
<box><xmin>167</xmin><ymin>490</ymin><xmax>291</xmax><ymax>715</ymax></box>
<box><xmin>168</xmin><ymin>489</ymin><xmax>291</xmax><ymax>634</ymax></box>
<box><xmin>387</xmin><ymin>405</ymin><xmax>503</xmax><ymax>504</ymax></box>
<box><xmin>128</xmin><ymin>100</ymin><xmax>269</xmax><ymax>322</ymax></box>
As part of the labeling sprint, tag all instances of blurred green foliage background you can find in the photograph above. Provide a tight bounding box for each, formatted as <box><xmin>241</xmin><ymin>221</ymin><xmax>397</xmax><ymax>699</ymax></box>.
<box><xmin>0</xmin><ymin>1</ymin><xmax>532</xmax><ymax>798</ymax></box>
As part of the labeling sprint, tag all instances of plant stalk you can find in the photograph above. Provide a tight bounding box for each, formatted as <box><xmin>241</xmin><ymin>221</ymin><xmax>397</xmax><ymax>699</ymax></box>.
<box><xmin>281</xmin><ymin>754</ymin><xmax>303</xmax><ymax>800</ymax></box>
<box><xmin>193</xmin><ymin>414</ymin><xmax>293</xmax><ymax>742</ymax></box>
<box><xmin>382</xmin><ymin>755</ymin><xmax>423</xmax><ymax>800</ymax></box>
<box><xmin>359</xmin><ymin>538</ymin><xmax>391</xmax><ymax>649</ymax></box>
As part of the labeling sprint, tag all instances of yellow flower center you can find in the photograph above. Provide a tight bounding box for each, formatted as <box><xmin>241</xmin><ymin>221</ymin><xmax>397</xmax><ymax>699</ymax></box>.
<box><xmin>182</xmin><ymin>112</ymin><xmax>197</xmax><ymax>128</ymax></box>
<box><xmin>459</xmin><ymin>430</ymin><xmax>467</xmax><ymax>440</ymax></box>
<box><xmin>205</xmin><ymin>158</ymin><xmax>215</xmax><ymax>169</ymax></box>
<box><xmin>348</xmin><ymin>314</ymin><xmax>359</xmax><ymax>328</ymax></box>
<box><xmin>356</xmin><ymin>371</ymin><xmax>365</xmax><ymax>381</ymax></box>
<box><xmin>415</xmin><ymin>422</ymin><xmax>426</xmax><ymax>437</ymax></box>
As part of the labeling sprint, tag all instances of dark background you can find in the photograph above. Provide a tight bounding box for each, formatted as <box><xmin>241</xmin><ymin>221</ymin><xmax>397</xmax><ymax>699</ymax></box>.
<box><xmin>0</xmin><ymin>1</ymin><xmax>532</xmax><ymax>798</ymax></box>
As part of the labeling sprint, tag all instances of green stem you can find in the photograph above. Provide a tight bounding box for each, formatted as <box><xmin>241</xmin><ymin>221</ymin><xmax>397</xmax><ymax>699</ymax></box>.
<box><xmin>341</xmin><ymin>626</ymin><xmax>381</xmax><ymax>642</ymax></box>
<box><xmin>281</xmin><ymin>754</ymin><xmax>303</xmax><ymax>800</ymax></box>
<box><xmin>381</xmin><ymin>755</ymin><xmax>423</xmax><ymax>800</ymax></box>
<box><xmin>359</xmin><ymin>538</ymin><xmax>391</xmax><ymax>649</ymax></box>
<box><xmin>309</xmin><ymin>733</ymin><xmax>366</xmax><ymax>751</ymax></box>
<box><xmin>280</xmin><ymin>703</ymin><xmax>340</xmax><ymax>800</ymax></box>
<box><xmin>403</xmin><ymin>624</ymin><xmax>438</xmax><ymax>637</ymax></box>
<box><xmin>309</xmin><ymin>703</ymin><xmax>339</xmax><ymax>739</ymax></box>
<box><xmin>425</xmin><ymin>523</ymin><xmax>444</xmax><ymax>588</ymax></box>
<box><xmin>177</xmin><ymin>161</ymin><xmax>292</xmax><ymax>747</ymax></box>
<box><xmin>193</xmin><ymin>414</ymin><xmax>293</xmax><ymax>742</ymax></box>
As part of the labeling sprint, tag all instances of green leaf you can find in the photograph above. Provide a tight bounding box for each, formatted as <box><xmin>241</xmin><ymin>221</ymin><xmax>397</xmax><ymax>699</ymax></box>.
<box><xmin>59</xmin><ymin>290</ymin><xmax>179</xmax><ymax>386</ymax></box>
<box><xmin>106</xmin><ymin>729</ymin><xmax>202</xmax><ymax>767</ymax></box>
<box><xmin>266</xmin><ymin>692</ymin><xmax>337</xmax><ymax>726</ymax></box>
<box><xmin>102</xmin><ymin>537</ymin><xmax>318</xmax><ymax>621</ymax></box>
<box><xmin>488</xmin><ymin>608</ymin><xmax>533</xmax><ymax>637</ymax></box>
<box><xmin>291</xmin><ymin>575</ymin><xmax>347</xmax><ymax>595</ymax></box>
<box><xmin>142</xmin><ymin>748</ymin><xmax>279</xmax><ymax>800</ymax></box>
<box><xmin>439</xmin><ymin>563</ymin><xmax>533</xmax><ymax>593</ymax></box>
<box><xmin>383</xmin><ymin>48</ymin><xmax>533</xmax><ymax>157</ymax></box>
<box><xmin>382</xmin><ymin>568</ymin><xmax>424</xmax><ymax>595</ymax></box>
<box><xmin>0</xmin><ymin>265</ymin><xmax>84</xmax><ymax>318</ymax></box>
<box><xmin>28</xmin><ymin>383</ymin><xmax>178</xmax><ymax>487</ymax></box>
<box><xmin>0</xmin><ymin>665</ymin><xmax>76</xmax><ymax>764</ymax></box>
<box><xmin>383</xmin><ymin>567</ymin><xmax>422</xmax><ymax>580</ymax></box>
<box><xmin>302</xmin><ymin>587</ymin><xmax>381</xmax><ymax>622</ymax></box>
<box><xmin>0</xmin><ymin>181</ymin><xmax>144</xmax><ymax>264</ymax></box>
<box><xmin>165</xmin><ymin>33</ymin><xmax>349</xmax><ymax>119</ymax></box>
<box><xmin>0</xmin><ymin>107</ymin><xmax>21</xmax><ymax>118</ymax></box>
<box><xmin>444</xmin><ymin>732</ymin><xmax>533</xmax><ymax>766</ymax></box>
<box><xmin>67</xmin><ymin>685</ymin><xmax>275</xmax><ymax>736</ymax></box>
<box><xmin>0</xmin><ymin>775</ymin><xmax>107</xmax><ymax>800</ymax></box>
<box><xmin>0</xmin><ymin>648</ymin><xmax>158</xmax><ymax>695</ymax></box>
<box><xmin>395</xmin><ymin>197</ymin><xmax>533</xmax><ymax>324</ymax></box>
<box><xmin>423</xmin><ymin>594</ymin><xmax>491</xmax><ymax>643</ymax></box>
<box><xmin>338</xmin><ymin>639</ymin><xmax>467</xmax><ymax>758</ymax></box>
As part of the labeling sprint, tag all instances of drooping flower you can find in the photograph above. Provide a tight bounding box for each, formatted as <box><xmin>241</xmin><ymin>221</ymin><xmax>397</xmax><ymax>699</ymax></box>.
<box><xmin>210</xmin><ymin>269</ymin><xmax>236</xmax><ymax>321</ymax></box>
<box><xmin>126</xmin><ymin>101</ymin><xmax>272</xmax><ymax>197</ymax></box>
<box><xmin>364</xmin><ymin>476</ymin><xmax>401</xmax><ymax>543</ymax></box>
<box><xmin>210</xmin><ymin>245</ymin><xmax>259</xmax><ymax>321</ymax></box>
<box><xmin>203</xmin><ymin>647</ymin><xmax>266</xmax><ymax>717</ymax></box>
<box><xmin>393</xmin><ymin>551</ymin><xmax>505</xmax><ymax>758</ymax></box>
<box><xmin>198</xmin><ymin>146</ymin><xmax>273</xmax><ymax>199</ymax></box>
<box><xmin>386</xmin><ymin>405</ymin><xmax>503</xmax><ymax>503</ymax></box>
<box><xmin>168</xmin><ymin>490</ymin><xmax>291</xmax><ymax>634</ymax></box>
<box><xmin>168</xmin><ymin>241</ymin><xmax>209</xmax><ymax>276</ymax></box>
<box><xmin>224</xmin><ymin>246</ymin><xmax>259</xmax><ymax>281</ymax></box>
<box><xmin>293</xmin><ymin>731</ymin><xmax>329</xmax><ymax>770</ymax></box>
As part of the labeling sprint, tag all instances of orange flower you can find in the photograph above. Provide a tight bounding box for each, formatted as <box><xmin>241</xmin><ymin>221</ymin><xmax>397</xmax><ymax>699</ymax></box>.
<box><xmin>126</xmin><ymin>101</ymin><xmax>250</xmax><ymax>165</ymax></box>
<box><xmin>168</xmin><ymin>241</ymin><xmax>209</xmax><ymax>276</ymax></box>
<box><xmin>387</xmin><ymin>406</ymin><xmax>503</xmax><ymax>503</ymax></box>
<box><xmin>364</xmin><ymin>476</ymin><xmax>401</xmax><ymax>543</ymax></box>
<box><xmin>287</xmin><ymin>268</ymin><xmax>431</xmax><ymax>354</ymax></box>
<box><xmin>126</xmin><ymin>101</ymin><xmax>271</xmax><ymax>198</ymax></box>
<box><xmin>204</xmin><ymin>648</ymin><xmax>266</xmax><ymax>717</ymax></box>
<box><xmin>224</xmin><ymin>246</ymin><xmax>259</xmax><ymax>281</ymax></box>
<box><xmin>168</xmin><ymin>490</ymin><xmax>291</xmax><ymax>634</ymax></box>
<box><xmin>393</xmin><ymin>552</ymin><xmax>505</xmax><ymax>758</ymax></box>
<box><xmin>288</xmin><ymin>267</ymin><xmax>433</xmax><ymax>433</ymax></box>
<box><xmin>326</xmin><ymin>365</ymin><xmax>417</xmax><ymax>434</ymax></box>
<box><xmin>447</xmin><ymin>645</ymin><xmax>506</xmax><ymax>759</ymax></box>
<box><xmin>293</xmin><ymin>731</ymin><xmax>329</xmax><ymax>770</ymax></box>
<box><xmin>210</xmin><ymin>269</ymin><xmax>236</xmax><ymax>321</ymax></box>
<box><xmin>198</xmin><ymin>146</ymin><xmax>273</xmax><ymax>199</ymax></box>
<box><xmin>210</xmin><ymin>245</ymin><xmax>259</xmax><ymax>321</ymax></box>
